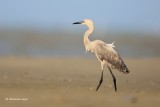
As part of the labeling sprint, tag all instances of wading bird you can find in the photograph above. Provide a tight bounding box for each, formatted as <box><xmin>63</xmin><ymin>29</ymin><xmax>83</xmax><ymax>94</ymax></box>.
<box><xmin>73</xmin><ymin>19</ymin><xmax>130</xmax><ymax>91</ymax></box>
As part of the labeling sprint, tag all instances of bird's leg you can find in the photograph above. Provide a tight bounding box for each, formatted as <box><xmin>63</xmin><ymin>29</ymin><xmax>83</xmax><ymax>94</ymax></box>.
<box><xmin>96</xmin><ymin>61</ymin><xmax>105</xmax><ymax>91</ymax></box>
<box><xmin>108</xmin><ymin>67</ymin><xmax>117</xmax><ymax>92</ymax></box>
<box><xmin>96</xmin><ymin>70</ymin><xmax>103</xmax><ymax>91</ymax></box>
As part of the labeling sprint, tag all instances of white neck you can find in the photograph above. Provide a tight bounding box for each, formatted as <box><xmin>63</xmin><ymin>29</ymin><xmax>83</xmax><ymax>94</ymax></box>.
<box><xmin>84</xmin><ymin>24</ymin><xmax>94</xmax><ymax>48</ymax></box>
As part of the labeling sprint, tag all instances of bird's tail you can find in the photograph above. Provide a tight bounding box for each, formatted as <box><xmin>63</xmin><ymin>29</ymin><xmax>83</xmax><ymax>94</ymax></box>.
<box><xmin>121</xmin><ymin>64</ymin><xmax>130</xmax><ymax>74</ymax></box>
<box><xmin>117</xmin><ymin>56</ymin><xmax>130</xmax><ymax>74</ymax></box>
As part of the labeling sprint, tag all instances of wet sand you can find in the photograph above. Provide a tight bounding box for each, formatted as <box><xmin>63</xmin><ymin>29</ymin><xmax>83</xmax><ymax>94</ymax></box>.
<box><xmin>0</xmin><ymin>57</ymin><xmax>160</xmax><ymax>107</ymax></box>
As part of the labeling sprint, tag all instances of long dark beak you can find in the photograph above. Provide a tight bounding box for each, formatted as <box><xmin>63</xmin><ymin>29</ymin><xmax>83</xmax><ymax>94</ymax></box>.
<box><xmin>73</xmin><ymin>21</ymin><xmax>84</xmax><ymax>24</ymax></box>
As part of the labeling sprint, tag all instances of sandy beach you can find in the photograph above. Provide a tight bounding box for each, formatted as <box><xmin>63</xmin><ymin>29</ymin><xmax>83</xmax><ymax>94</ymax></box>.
<box><xmin>0</xmin><ymin>57</ymin><xmax>160</xmax><ymax>107</ymax></box>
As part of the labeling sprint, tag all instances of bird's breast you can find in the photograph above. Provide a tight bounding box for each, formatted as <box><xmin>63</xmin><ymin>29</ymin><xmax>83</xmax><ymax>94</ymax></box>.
<box><xmin>85</xmin><ymin>43</ymin><xmax>95</xmax><ymax>53</ymax></box>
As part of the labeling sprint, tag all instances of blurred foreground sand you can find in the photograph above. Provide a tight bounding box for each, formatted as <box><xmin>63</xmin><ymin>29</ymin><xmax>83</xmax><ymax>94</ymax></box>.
<box><xmin>0</xmin><ymin>57</ymin><xmax>160</xmax><ymax>107</ymax></box>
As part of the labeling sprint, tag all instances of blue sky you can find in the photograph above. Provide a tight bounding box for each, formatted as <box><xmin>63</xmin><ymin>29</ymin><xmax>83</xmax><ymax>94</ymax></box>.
<box><xmin>0</xmin><ymin>0</ymin><xmax>160</xmax><ymax>32</ymax></box>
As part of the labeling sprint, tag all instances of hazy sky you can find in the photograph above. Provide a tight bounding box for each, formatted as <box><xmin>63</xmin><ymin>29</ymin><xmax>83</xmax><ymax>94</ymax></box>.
<box><xmin>0</xmin><ymin>0</ymin><xmax>160</xmax><ymax>32</ymax></box>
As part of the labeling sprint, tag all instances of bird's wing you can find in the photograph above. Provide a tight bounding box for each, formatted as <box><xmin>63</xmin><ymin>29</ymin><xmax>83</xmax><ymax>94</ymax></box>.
<box><xmin>95</xmin><ymin>41</ymin><xmax>119</xmax><ymax>63</ymax></box>
<box><xmin>95</xmin><ymin>40</ymin><xmax>129</xmax><ymax>73</ymax></box>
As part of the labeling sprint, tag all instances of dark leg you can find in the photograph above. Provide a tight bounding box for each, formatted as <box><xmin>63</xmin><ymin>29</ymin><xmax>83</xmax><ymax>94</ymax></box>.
<box><xmin>108</xmin><ymin>67</ymin><xmax>117</xmax><ymax>92</ymax></box>
<box><xmin>96</xmin><ymin>70</ymin><xmax>103</xmax><ymax>91</ymax></box>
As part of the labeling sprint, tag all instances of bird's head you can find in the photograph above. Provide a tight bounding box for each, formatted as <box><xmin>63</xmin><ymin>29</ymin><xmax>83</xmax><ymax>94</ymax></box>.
<box><xmin>73</xmin><ymin>19</ymin><xmax>94</xmax><ymax>28</ymax></box>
